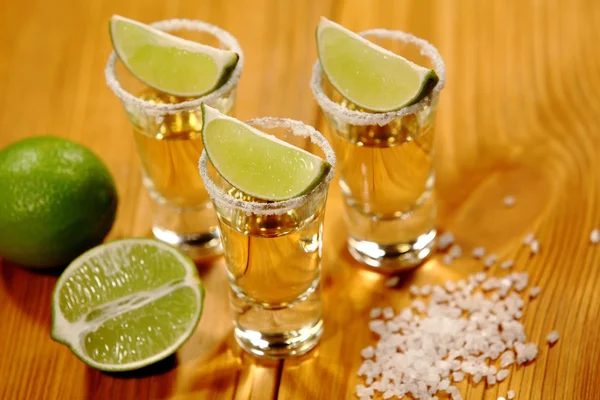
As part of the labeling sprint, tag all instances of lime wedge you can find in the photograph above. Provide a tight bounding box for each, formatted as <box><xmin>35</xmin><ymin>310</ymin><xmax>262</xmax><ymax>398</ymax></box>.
<box><xmin>109</xmin><ymin>15</ymin><xmax>239</xmax><ymax>97</ymax></box>
<box><xmin>316</xmin><ymin>17</ymin><xmax>439</xmax><ymax>112</ymax></box>
<box><xmin>201</xmin><ymin>104</ymin><xmax>331</xmax><ymax>201</ymax></box>
<box><xmin>51</xmin><ymin>238</ymin><xmax>204</xmax><ymax>372</ymax></box>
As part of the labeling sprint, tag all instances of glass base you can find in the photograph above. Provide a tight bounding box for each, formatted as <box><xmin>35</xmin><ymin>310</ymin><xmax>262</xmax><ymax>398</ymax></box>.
<box><xmin>150</xmin><ymin>201</ymin><xmax>223</xmax><ymax>261</ymax></box>
<box><xmin>347</xmin><ymin>228</ymin><xmax>436</xmax><ymax>271</ymax></box>
<box><xmin>230</xmin><ymin>281</ymin><xmax>323</xmax><ymax>359</ymax></box>
<box><xmin>234</xmin><ymin>318</ymin><xmax>323</xmax><ymax>359</ymax></box>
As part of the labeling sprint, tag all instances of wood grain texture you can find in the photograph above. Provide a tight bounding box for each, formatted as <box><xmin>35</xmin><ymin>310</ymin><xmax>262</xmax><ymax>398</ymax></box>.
<box><xmin>1</xmin><ymin>0</ymin><xmax>599</xmax><ymax>399</ymax></box>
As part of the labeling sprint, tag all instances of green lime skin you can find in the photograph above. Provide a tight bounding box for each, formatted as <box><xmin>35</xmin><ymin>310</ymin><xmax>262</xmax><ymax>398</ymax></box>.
<box><xmin>0</xmin><ymin>136</ymin><xmax>118</xmax><ymax>269</ymax></box>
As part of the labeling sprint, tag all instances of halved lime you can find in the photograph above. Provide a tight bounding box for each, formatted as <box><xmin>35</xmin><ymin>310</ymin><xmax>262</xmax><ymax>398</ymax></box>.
<box><xmin>316</xmin><ymin>17</ymin><xmax>439</xmax><ymax>112</ymax></box>
<box><xmin>51</xmin><ymin>238</ymin><xmax>204</xmax><ymax>372</ymax></box>
<box><xmin>110</xmin><ymin>15</ymin><xmax>239</xmax><ymax>97</ymax></box>
<box><xmin>201</xmin><ymin>104</ymin><xmax>331</xmax><ymax>201</ymax></box>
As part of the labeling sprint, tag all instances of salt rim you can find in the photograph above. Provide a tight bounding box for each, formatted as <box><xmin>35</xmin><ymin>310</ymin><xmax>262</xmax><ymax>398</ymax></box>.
<box><xmin>311</xmin><ymin>29</ymin><xmax>446</xmax><ymax>126</ymax></box>
<box><xmin>199</xmin><ymin>117</ymin><xmax>336</xmax><ymax>215</ymax></box>
<box><xmin>105</xmin><ymin>19</ymin><xmax>244</xmax><ymax>116</ymax></box>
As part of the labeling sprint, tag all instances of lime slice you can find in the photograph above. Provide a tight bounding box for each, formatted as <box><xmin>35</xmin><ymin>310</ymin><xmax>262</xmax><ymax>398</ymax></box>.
<box><xmin>109</xmin><ymin>15</ymin><xmax>239</xmax><ymax>97</ymax></box>
<box><xmin>51</xmin><ymin>238</ymin><xmax>204</xmax><ymax>372</ymax></box>
<box><xmin>201</xmin><ymin>104</ymin><xmax>331</xmax><ymax>201</ymax></box>
<box><xmin>316</xmin><ymin>17</ymin><xmax>439</xmax><ymax>112</ymax></box>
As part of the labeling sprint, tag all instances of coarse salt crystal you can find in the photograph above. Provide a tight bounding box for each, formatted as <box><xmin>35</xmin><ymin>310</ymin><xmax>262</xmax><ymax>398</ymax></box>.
<box><xmin>452</xmin><ymin>372</ymin><xmax>465</xmax><ymax>382</ymax></box>
<box><xmin>487</xmin><ymin>375</ymin><xmax>497</xmax><ymax>385</ymax></box>
<box><xmin>530</xmin><ymin>240</ymin><xmax>540</xmax><ymax>254</ymax></box>
<box><xmin>515</xmin><ymin>342</ymin><xmax>538</xmax><ymax>364</ymax></box>
<box><xmin>472</xmin><ymin>246</ymin><xmax>486</xmax><ymax>259</ymax></box>
<box><xmin>445</xmin><ymin>280</ymin><xmax>457</xmax><ymax>293</ymax></box>
<box><xmin>529</xmin><ymin>286</ymin><xmax>541</xmax><ymax>298</ymax></box>
<box><xmin>449</xmin><ymin>244</ymin><xmax>463</xmax><ymax>258</ymax></box>
<box><xmin>382</xmin><ymin>307</ymin><xmax>395</xmax><ymax>320</ymax></box>
<box><xmin>443</xmin><ymin>254</ymin><xmax>454</xmax><ymax>265</ymax></box>
<box><xmin>421</xmin><ymin>284</ymin><xmax>432</xmax><ymax>296</ymax></box>
<box><xmin>484</xmin><ymin>253</ymin><xmax>498</xmax><ymax>268</ymax></box>
<box><xmin>500</xmin><ymin>351</ymin><xmax>515</xmax><ymax>368</ymax></box>
<box><xmin>438</xmin><ymin>232</ymin><xmax>455</xmax><ymax>251</ymax></box>
<box><xmin>523</xmin><ymin>232</ymin><xmax>535</xmax><ymax>245</ymax></box>
<box><xmin>361</xmin><ymin>346</ymin><xmax>375</xmax><ymax>359</ymax></box>
<box><xmin>500</xmin><ymin>260</ymin><xmax>514</xmax><ymax>269</ymax></box>
<box><xmin>369</xmin><ymin>308</ymin><xmax>382</xmax><ymax>319</ymax></box>
<box><xmin>547</xmin><ymin>330</ymin><xmax>560</xmax><ymax>345</ymax></box>
<box><xmin>507</xmin><ymin>390</ymin><xmax>516</xmax><ymax>399</ymax></box>
<box><xmin>412</xmin><ymin>300</ymin><xmax>426</xmax><ymax>313</ymax></box>
<box><xmin>498</xmin><ymin>397</ymin><xmax>506</xmax><ymax>400</ymax></box>
<box><xmin>496</xmin><ymin>369</ymin><xmax>510</xmax><ymax>382</ymax></box>
<box><xmin>409</xmin><ymin>285</ymin><xmax>420</xmax><ymax>296</ymax></box>
<box><xmin>591</xmin><ymin>229</ymin><xmax>600</xmax><ymax>244</ymax></box>
<box><xmin>504</xmin><ymin>195</ymin><xmax>516</xmax><ymax>207</ymax></box>
<box><xmin>385</xmin><ymin>276</ymin><xmax>400</xmax><ymax>287</ymax></box>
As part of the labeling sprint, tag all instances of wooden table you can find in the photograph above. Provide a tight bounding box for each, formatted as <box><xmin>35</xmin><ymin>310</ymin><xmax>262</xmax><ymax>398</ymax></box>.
<box><xmin>1</xmin><ymin>0</ymin><xmax>599</xmax><ymax>399</ymax></box>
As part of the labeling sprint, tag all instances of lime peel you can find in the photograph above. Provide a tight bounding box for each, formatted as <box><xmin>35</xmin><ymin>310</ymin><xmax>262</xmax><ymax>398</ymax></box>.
<box><xmin>110</xmin><ymin>15</ymin><xmax>239</xmax><ymax>97</ymax></box>
<box><xmin>201</xmin><ymin>104</ymin><xmax>332</xmax><ymax>201</ymax></box>
<box><xmin>316</xmin><ymin>17</ymin><xmax>439</xmax><ymax>112</ymax></box>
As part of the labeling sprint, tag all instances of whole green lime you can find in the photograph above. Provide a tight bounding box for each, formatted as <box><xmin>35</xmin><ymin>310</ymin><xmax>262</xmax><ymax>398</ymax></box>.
<box><xmin>0</xmin><ymin>137</ymin><xmax>118</xmax><ymax>269</ymax></box>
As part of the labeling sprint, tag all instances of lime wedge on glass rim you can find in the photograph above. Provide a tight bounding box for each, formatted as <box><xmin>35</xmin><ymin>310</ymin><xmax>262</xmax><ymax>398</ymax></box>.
<box><xmin>201</xmin><ymin>104</ymin><xmax>331</xmax><ymax>201</ymax></box>
<box><xmin>109</xmin><ymin>15</ymin><xmax>239</xmax><ymax>97</ymax></box>
<box><xmin>51</xmin><ymin>238</ymin><xmax>204</xmax><ymax>372</ymax></box>
<box><xmin>316</xmin><ymin>17</ymin><xmax>439</xmax><ymax>112</ymax></box>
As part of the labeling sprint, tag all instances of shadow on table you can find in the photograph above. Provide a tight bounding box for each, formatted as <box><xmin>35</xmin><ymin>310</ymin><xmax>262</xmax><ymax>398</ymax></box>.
<box><xmin>0</xmin><ymin>258</ymin><xmax>61</xmax><ymax>328</ymax></box>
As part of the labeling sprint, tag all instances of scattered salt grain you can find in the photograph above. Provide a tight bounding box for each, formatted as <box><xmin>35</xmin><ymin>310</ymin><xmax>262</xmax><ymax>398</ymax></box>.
<box><xmin>496</xmin><ymin>369</ymin><xmax>510</xmax><ymax>382</ymax></box>
<box><xmin>515</xmin><ymin>342</ymin><xmax>538</xmax><ymax>364</ymax></box>
<box><xmin>409</xmin><ymin>285</ymin><xmax>420</xmax><ymax>297</ymax></box>
<box><xmin>523</xmin><ymin>232</ymin><xmax>535</xmax><ymax>245</ymax></box>
<box><xmin>484</xmin><ymin>253</ymin><xmax>498</xmax><ymax>268</ymax></box>
<box><xmin>530</xmin><ymin>240</ymin><xmax>540</xmax><ymax>254</ymax></box>
<box><xmin>529</xmin><ymin>286</ymin><xmax>541</xmax><ymax>298</ymax></box>
<box><xmin>412</xmin><ymin>299</ymin><xmax>426</xmax><ymax>313</ymax></box>
<box><xmin>487</xmin><ymin>374</ymin><xmax>497</xmax><ymax>385</ymax></box>
<box><xmin>445</xmin><ymin>280</ymin><xmax>457</xmax><ymax>293</ymax></box>
<box><xmin>547</xmin><ymin>330</ymin><xmax>560</xmax><ymax>345</ymax></box>
<box><xmin>507</xmin><ymin>389</ymin><xmax>516</xmax><ymax>399</ymax></box>
<box><xmin>385</xmin><ymin>276</ymin><xmax>400</xmax><ymax>288</ymax></box>
<box><xmin>503</xmin><ymin>195</ymin><xmax>516</xmax><ymax>207</ymax></box>
<box><xmin>438</xmin><ymin>232</ymin><xmax>455</xmax><ymax>251</ymax></box>
<box><xmin>500</xmin><ymin>350</ymin><xmax>515</xmax><ymax>368</ymax></box>
<box><xmin>452</xmin><ymin>372</ymin><xmax>465</xmax><ymax>382</ymax></box>
<box><xmin>498</xmin><ymin>397</ymin><xmax>506</xmax><ymax>400</ymax></box>
<box><xmin>369</xmin><ymin>308</ymin><xmax>382</xmax><ymax>319</ymax></box>
<box><xmin>591</xmin><ymin>229</ymin><xmax>600</xmax><ymax>244</ymax></box>
<box><xmin>382</xmin><ymin>307</ymin><xmax>395</xmax><ymax>320</ymax></box>
<box><xmin>443</xmin><ymin>254</ymin><xmax>454</xmax><ymax>265</ymax></box>
<box><xmin>472</xmin><ymin>246</ymin><xmax>486</xmax><ymax>259</ymax></box>
<box><xmin>449</xmin><ymin>244</ymin><xmax>463</xmax><ymax>258</ymax></box>
<box><xmin>500</xmin><ymin>260</ymin><xmax>514</xmax><ymax>269</ymax></box>
<box><xmin>361</xmin><ymin>346</ymin><xmax>375</xmax><ymax>359</ymax></box>
<box><xmin>420</xmin><ymin>284</ymin><xmax>432</xmax><ymax>296</ymax></box>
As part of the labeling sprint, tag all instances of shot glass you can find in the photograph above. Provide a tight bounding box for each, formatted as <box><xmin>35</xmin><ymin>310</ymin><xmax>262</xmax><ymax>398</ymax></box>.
<box><xmin>311</xmin><ymin>29</ymin><xmax>445</xmax><ymax>271</ymax></box>
<box><xmin>199</xmin><ymin>118</ymin><xmax>335</xmax><ymax>358</ymax></box>
<box><xmin>105</xmin><ymin>19</ymin><xmax>244</xmax><ymax>260</ymax></box>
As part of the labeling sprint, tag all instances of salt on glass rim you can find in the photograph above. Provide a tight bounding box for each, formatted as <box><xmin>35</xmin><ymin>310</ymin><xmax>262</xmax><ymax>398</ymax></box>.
<box><xmin>199</xmin><ymin>117</ymin><xmax>336</xmax><ymax>216</ymax></box>
<box><xmin>311</xmin><ymin>29</ymin><xmax>446</xmax><ymax>127</ymax></box>
<box><xmin>105</xmin><ymin>19</ymin><xmax>244</xmax><ymax>117</ymax></box>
